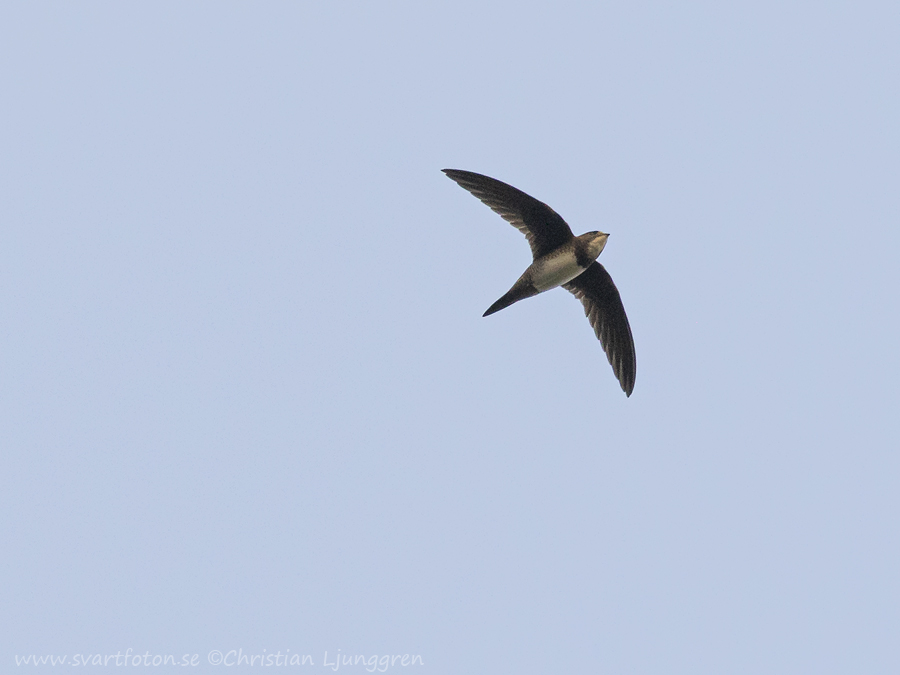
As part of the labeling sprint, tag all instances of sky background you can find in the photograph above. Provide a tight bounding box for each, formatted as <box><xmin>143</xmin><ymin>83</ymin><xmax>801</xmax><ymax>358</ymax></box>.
<box><xmin>2</xmin><ymin>2</ymin><xmax>899</xmax><ymax>673</ymax></box>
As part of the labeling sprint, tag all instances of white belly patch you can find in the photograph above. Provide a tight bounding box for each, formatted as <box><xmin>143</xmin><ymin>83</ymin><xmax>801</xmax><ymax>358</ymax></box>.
<box><xmin>531</xmin><ymin>252</ymin><xmax>585</xmax><ymax>292</ymax></box>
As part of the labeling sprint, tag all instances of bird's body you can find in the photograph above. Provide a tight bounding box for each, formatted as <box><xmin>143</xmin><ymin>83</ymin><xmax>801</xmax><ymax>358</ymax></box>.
<box><xmin>483</xmin><ymin>233</ymin><xmax>608</xmax><ymax>315</ymax></box>
<box><xmin>530</xmin><ymin>241</ymin><xmax>589</xmax><ymax>291</ymax></box>
<box><xmin>443</xmin><ymin>169</ymin><xmax>636</xmax><ymax>396</ymax></box>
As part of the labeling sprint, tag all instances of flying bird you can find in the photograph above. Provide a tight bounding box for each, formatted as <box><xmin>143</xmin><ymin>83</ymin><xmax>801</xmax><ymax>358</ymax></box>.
<box><xmin>443</xmin><ymin>169</ymin><xmax>636</xmax><ymax>396</ymax></box>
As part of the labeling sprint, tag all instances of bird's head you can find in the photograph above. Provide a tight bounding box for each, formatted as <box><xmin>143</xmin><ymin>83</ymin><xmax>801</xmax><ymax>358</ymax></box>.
<box><xmin>582</xmin><ymin>231</ymin><xmax>609</xmax><ymax>258</ymax></box>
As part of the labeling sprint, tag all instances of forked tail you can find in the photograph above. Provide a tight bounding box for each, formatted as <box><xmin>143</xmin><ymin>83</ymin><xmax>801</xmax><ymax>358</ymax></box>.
<box><xmin>483</xmin><ymin>278</ymin><xmax>539</xmax><ymax>317</ymax></box>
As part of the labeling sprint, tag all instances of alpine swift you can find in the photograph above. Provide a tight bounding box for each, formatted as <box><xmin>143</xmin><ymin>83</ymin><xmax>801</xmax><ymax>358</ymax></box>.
<box><xmin>443</xmin><ymin>169</ymin><xmax>636</xmax><ymax>396</ymax></box>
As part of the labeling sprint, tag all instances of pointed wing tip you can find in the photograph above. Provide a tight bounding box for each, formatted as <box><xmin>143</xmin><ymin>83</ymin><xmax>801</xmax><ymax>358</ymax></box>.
<box><xmin>620</xmin><ymin>366</ymin><xmax>636</xmax><ymax>396</ymax></box>
<box><xmin>442</xmin><ymin>168</ymin><xmax>469</xmax><ymax>185</ymax></box>
<box><xmin>443</xmin><ymin>168</ymin><xmax>492</xmax><ymax>185</ymax></box>
<box><xmin>618</xmin><ymin>365</ymin><xmax>636</xmax><ymax>397</ymax></box>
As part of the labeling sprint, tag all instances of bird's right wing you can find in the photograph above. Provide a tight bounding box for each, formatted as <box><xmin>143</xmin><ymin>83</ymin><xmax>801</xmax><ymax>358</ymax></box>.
<box><xmin>443</xmin><ymin>169</ymin><xmax>574</xmax><ymax>259</ymax></box>
<box><xmin>564</xmin><ymin>262</ymin><xmax>636</xmax><ymax>396</ymax></box>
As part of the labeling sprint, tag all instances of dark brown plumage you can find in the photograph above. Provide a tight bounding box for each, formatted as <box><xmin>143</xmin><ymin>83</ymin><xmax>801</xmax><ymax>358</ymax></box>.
<box><xmin>443</xmin><ymin>169</ymin><xmax>637</xmax><ymax>396</ymax></box>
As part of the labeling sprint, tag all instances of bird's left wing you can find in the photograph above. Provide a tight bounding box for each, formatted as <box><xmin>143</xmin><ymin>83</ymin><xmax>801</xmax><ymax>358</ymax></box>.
<box><xmin>564</xmin><ymin>262</ymin><xmax>636</xmax><ymax>396</ymax></box>
<box><xmin>443</xmin><ymin>169</ymin><xmax>574</xmax><ymax>259</ymax></box>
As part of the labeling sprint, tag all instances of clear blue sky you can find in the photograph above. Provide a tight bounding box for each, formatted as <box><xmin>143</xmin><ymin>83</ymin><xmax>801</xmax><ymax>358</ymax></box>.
<box><xmin>3</xmin><ymin>2</ymin><xmax>899</xmax><ymax>673</ymax></box>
